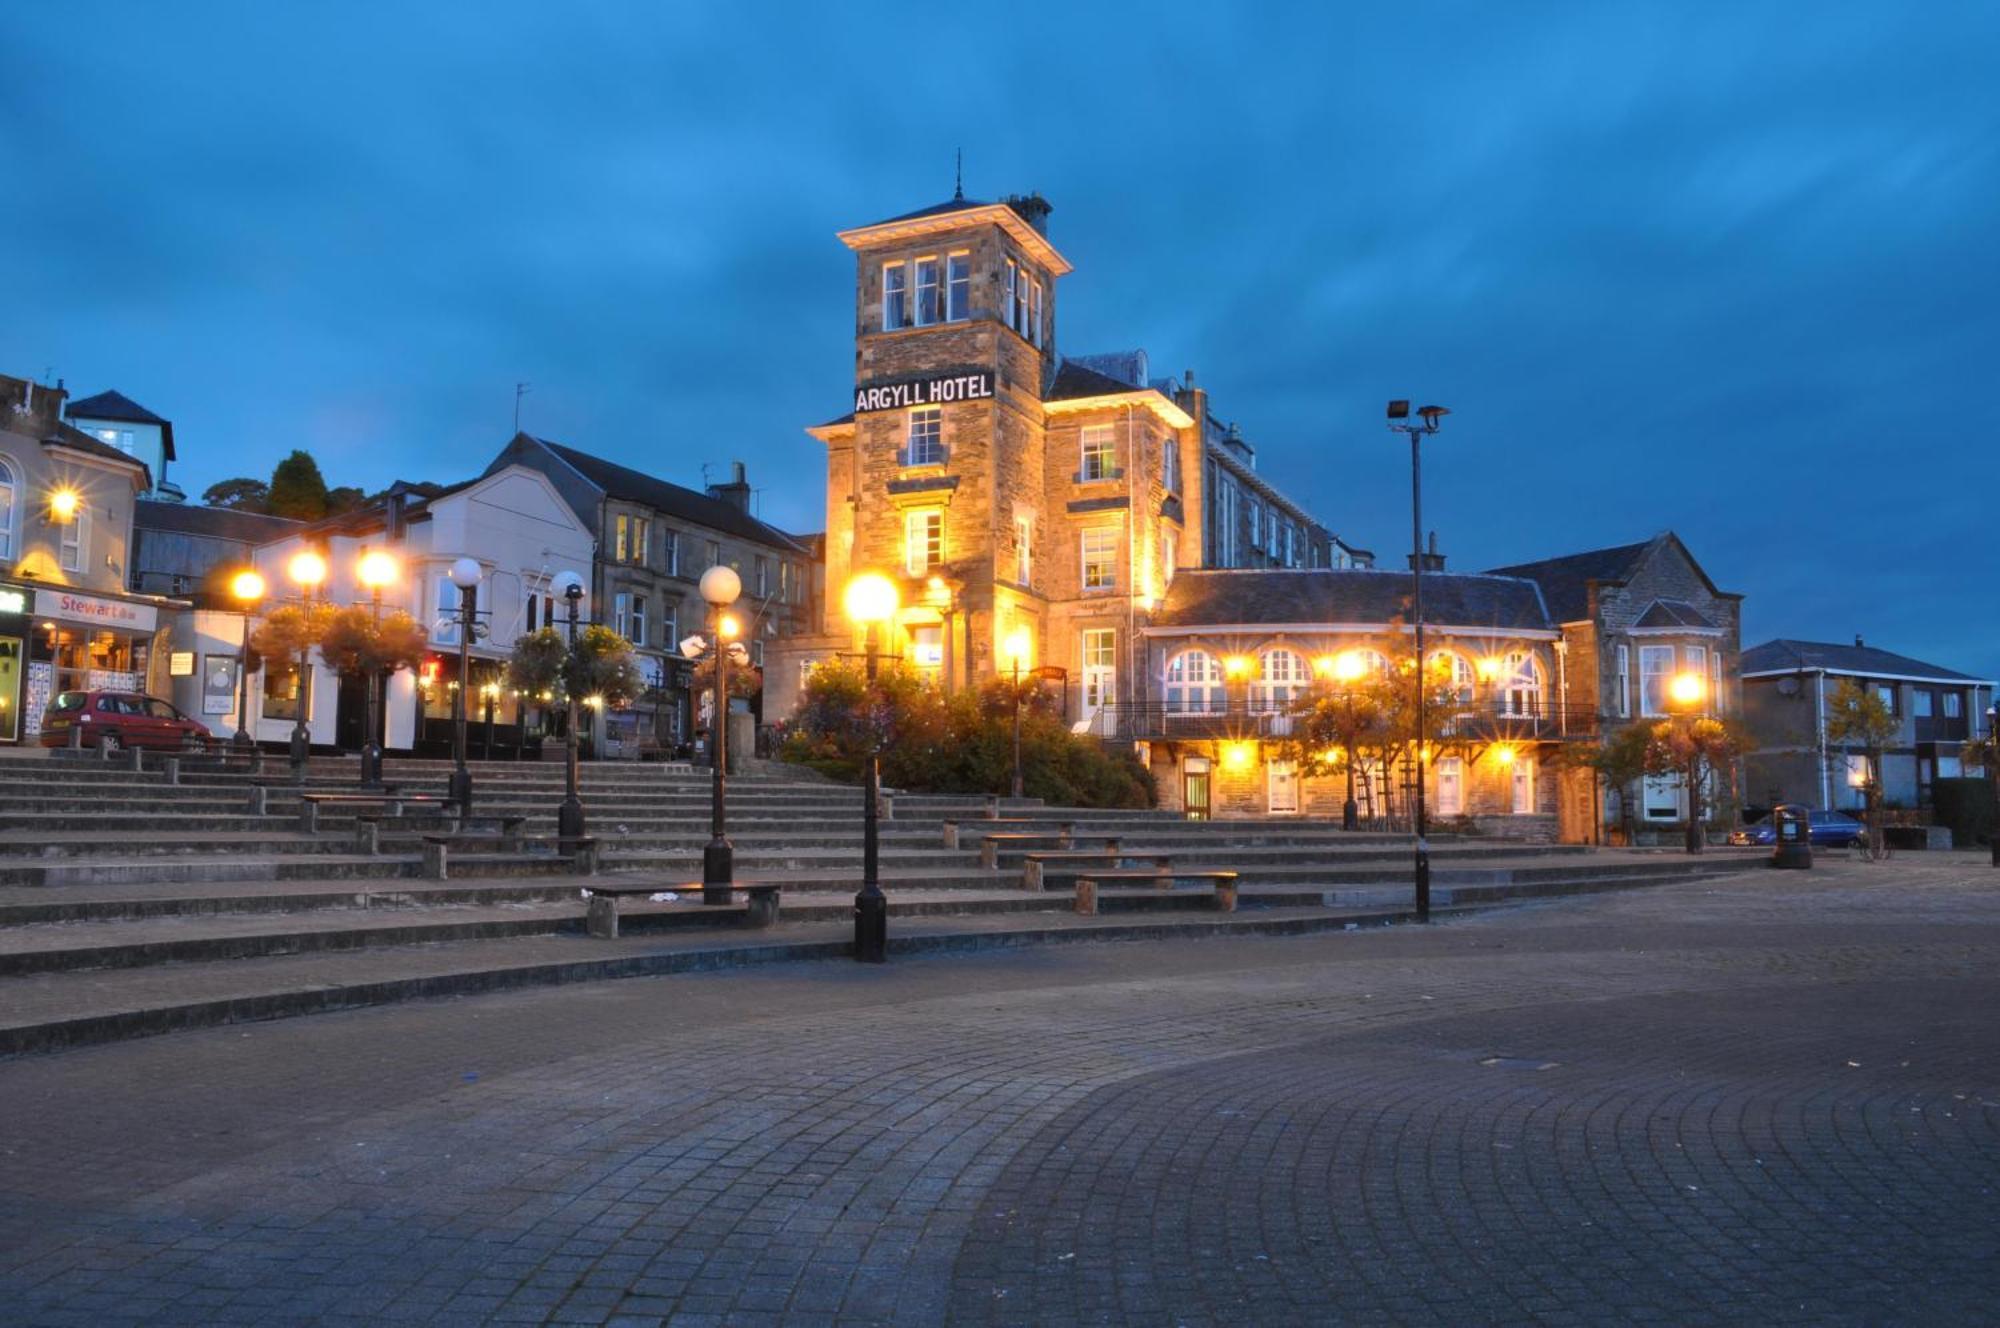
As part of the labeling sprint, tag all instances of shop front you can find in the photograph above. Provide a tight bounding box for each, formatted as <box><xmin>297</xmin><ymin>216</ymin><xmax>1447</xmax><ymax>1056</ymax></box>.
<box><xmin>0</xmin><ymin>585</ymin><xmax>28</xmax><ymax>744</ymax></box>
<box><xmin>2</xmin><ymin>585</ymin><xmax>162</xmax><ymax>741</ymax></box>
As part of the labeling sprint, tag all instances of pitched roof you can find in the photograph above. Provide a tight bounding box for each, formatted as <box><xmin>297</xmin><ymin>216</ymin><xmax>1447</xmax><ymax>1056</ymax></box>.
<box><xmin>532</xmin><ymin>436</ymin><xmax>808</xmax><ymax>555</ymax></box>
<box><xmin>134</xmin><ymin>500</ymin><xmax>303</xmax><ymax>544</ymax></box>
<box><xmin>1044</xmin><ymin>358</ymin><xmax>1138</xmax><ymax>403</ymax></box>
<box><xmin>871</xmin><ymin>196</ymin><xmax>993</xmax><ymax>226</ymax></box>
<box><xmin>1632</xmin><ymin>598</ymin><xmax>1717</xmax><ymax>630</ymax></box>
<box><xmin>65</xmin><ymin>389</ymin><xmax>176</xmax><ymax>461</ymax></box>
<box><xmin>1150</xmin><ymin>569</ymin><xmax>1552</xmax><ymax>633</ymax></box>
<box><xmin>1485</xmin><ymin>539</ymin><xmax>1652</xmax><ymax>623</ymax></box>
<box><xmin>43</xmin><ymin>421</ymin><xmax>152</xmax><ymax>484</ymax></box>
<box><xmin>1741</xmin><ymin>639</ymin><xmax>1987</xmax><ymax>683</ymax></box>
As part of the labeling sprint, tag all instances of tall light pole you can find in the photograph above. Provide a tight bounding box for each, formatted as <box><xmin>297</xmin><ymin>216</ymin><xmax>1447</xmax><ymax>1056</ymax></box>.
<box><xmin>356</xmin><ymin>548</ymin><xmax>400</xmax><ymax>787</ymax></box>
<box><xmin>553</xmin><ymin>570</ymin><xmax>588</xmax><ymax>850</ymax></box>
<box><xmin>845</xmin><ymin>572</ymin><xmax>900</xmax><ymax>964</ymax></box>
<box><xmin>228</xmin><ymin>569</ymin><xmax>266</xmax><ymax>750</ymax></box>
<box><xmin>284</xmin><ymin>549</ymin><xmax>328</xmax><ymax>777</ymax></box>
<box><xmin>1003</xmin><ymin>626</ymin><xmax>1031</xmax><ymax>800</ymax></box>
<box><xmin>1668</xmin><ymin>670</ymin><xmax>1707</xmax><ymax>855</ymax></box>
<box><xmin>446</xmin><ymin>557</ymin><xmax>482</xmax><ymax>816</ymax></box>
<box><xmin>1387</xmin><ymin>401</ymin><xmax>1449</xmax><ymax>922</ymax></box>
<box><xmin>699</xmin><ymin>564</ymin><xmax>743</xmax><ymax>905</ymax></box>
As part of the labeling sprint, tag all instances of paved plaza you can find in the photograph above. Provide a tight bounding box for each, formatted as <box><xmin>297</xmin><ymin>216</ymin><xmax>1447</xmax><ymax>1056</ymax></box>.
<box><xmin>1</xmin><ymin>857</ymin><xmax>1996</xmax><ymax>1326</ymax></box>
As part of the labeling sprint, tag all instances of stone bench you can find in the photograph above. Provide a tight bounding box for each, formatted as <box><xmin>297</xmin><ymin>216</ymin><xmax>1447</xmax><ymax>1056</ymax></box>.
<box><xmin>580</xmin><ymin>881</ymin><xmax>780</xmax><ymax>938</ymax></box>
<box><xmin>1022</xmin><ymin>850</ymin><xmax>1173</xmax><ymax>892</ymax></box>
<box><xmin>941</xmin><ymin>818</ymin><xmax>1073</xmax><ymax>849</ymax></box>
<box><xmin>1072</xmin><ymin>869</ymin><xmax>1240</xmax><ymax>916</ymax></box>
<box><xmin>296</xmin><ymin>791</ymin><xmax>454</xmax><ymax>834</ymax></box>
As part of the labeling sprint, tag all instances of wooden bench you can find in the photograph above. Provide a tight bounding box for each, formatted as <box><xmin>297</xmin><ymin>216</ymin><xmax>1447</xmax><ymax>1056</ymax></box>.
<box><xmin>940</xmin><ymin>818</ymin><xmax>1073</xmax><ymax>849</ymax></box>
<box><xmin>419</xmin><ymin>833</ymin><xmax>596</xmax><ymax>880</ymax></box>
<box><xmin>1072</xmin><ymin>869</ymin><xmax>1240</xmax><ymax>916</ymax></box>
<box><xmin>366</xmin><ymin>814</ymin><xmax>527</xmax><ymax>855</ymax></box>
<box><xmin>295</xmin><ymin>791</ymin><xmax>454</xmax><ymax>834</ymax></box>
<box><xmin>1021</xmin><ymin>850</ymin><xmax>1174</xmax><ymax>892</ymax></box>
<box><xmin>579</xmin><ymin>880</ymin><xmax>780</xmax><ymax>938</ymax></box>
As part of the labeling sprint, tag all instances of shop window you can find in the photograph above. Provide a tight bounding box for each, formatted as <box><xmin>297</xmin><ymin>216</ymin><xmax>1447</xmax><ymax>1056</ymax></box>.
<box><xmin>905</xmin><ymin>407</ymin><xmax>944</xmax><ymax>466</ymax></box>
<box><xmin>1080</xmin><ymin>426</ymin><xmax>1116</xmax><ymax>482</ymax></box>
<box><xmin>1080</xmin><ymin>527</ymin><xmax>1117</xmax><ymax>592</ymax></box>
<box><xmin>263</xmin><ymin>661</ymin><xmax>301</xmax><ymax>721</ymax></box>
<box><xmin>904</xmin><ymin>509</ymin><xmax>943</xmax><ymax>577</ymax></box>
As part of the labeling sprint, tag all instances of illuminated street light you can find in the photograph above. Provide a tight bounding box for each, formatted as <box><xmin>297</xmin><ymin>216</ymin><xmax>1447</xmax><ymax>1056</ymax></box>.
<box><xmin>356</xmin><ymin>549</ymin><xmax>401</xmax><ymax>785</ymax></box>
<box><xmin>699</xmin><ymin>563</ymin><xmax>743</xmax><ymax>905</ymax></box>
<box><xmin>228</xmin><ymin>570</ymin><xmax>266</xmax><ymax>748</ymax></box>
<box><xmin>1387</xmin><ymin>399</ymin><xmax>1450</xmax><ymax>921</ymax></box>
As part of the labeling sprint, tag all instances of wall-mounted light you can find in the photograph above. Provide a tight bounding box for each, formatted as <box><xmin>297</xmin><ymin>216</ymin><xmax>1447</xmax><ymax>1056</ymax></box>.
<box><xmin>47</xmin><ymin>488</ymin><xmax>80</xmax><ymax>522</ymax></box>
<box><xmin>1223</xmin><ymin>740</ymin><xmax>1255</xmax><ymax>770</ymax></box>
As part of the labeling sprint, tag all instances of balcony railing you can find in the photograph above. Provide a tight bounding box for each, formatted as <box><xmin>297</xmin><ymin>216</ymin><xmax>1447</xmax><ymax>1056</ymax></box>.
<box><xmin>1075</xmin><ymin>698</ymin><xmax>1603</xmax><ymax>742</ymax></box>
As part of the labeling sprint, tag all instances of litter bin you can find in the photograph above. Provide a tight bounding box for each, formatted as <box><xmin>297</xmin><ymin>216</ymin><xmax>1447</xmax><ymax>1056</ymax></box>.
<box><xmin>1771</xmin><ymin>803</ymin><xmax>1812</xmax><ymax>870</ymax></box>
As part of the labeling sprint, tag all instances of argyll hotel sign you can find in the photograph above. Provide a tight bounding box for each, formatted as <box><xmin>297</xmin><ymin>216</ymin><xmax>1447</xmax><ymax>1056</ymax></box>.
<box><xmin>854</xmin><ymin>369</ymin><xmax>995</xmax><ymax>415</ymax></box>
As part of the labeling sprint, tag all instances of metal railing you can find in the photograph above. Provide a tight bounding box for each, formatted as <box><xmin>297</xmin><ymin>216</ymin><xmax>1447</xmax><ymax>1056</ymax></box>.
<box><xmin>1075</xmin><ymin>698</ymin><xmax>1602</xmax><ymax>742</ymax></box>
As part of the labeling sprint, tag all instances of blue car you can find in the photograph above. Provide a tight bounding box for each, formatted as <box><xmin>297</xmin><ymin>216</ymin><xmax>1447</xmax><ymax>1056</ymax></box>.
<box><xmin>1728</xmin><ymin>810</ymin><xmax>1865</xmax><ymax>848</ymax></box>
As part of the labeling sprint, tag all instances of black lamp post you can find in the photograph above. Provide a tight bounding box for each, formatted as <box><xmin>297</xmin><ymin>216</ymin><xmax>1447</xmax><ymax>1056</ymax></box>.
<box><xmin>1667</xmin><ymin>671</ymin><xmax>1707</xmax><ymax>854</ymax></box>
<box><xmin>845</xmin><ymin>572</ymin><xmax>900</xmax><ymax>963</ymax></box>
<box><xmin>554</xmin><ymin>571</ymin><xmax>588</xmax><ymax>850</ymax></box>
<box><xmin>446</xmin><ymin>557</ymin><xmax>482</xmax><ymax>817</ymax></box>
<box><xmin>1387</xmin><ymin>401</ymin><xmax>1448</xmax><ymax>921</ymax></box>
<box><xmin>357</xmin><ymin>549</ymin><xmax>399</xmax><ymax>787</ymax></box>
<box><xmin>699</xmin><ymin>565</ymin><xmax>743</xmax><ymax>905</ymax></box>
<box><xmin>284</xmin><ymin>550</ymin><xmax>328</xmax><ymax>778</ymax></box>
<box><xmin>228</xmin><ymin>570</ymin><xmax>266</xmax><ymax>750</ymax></box>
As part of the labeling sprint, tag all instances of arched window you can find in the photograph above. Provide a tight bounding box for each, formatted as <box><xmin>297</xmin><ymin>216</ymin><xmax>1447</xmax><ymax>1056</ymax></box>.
<box><xmin>1499</xmin><ymin>651</ymin><xmax>1543</xmax><ymax>717</ymax></box>
<box><xmin>1354</xmin><ymin>648</ymin><xmax>1391</xmax><ymax>678</ymax></box>
<box><xmin>1252</xmin><ymin>648</ymin><xmax>1308</xmax><ymax>711</ymax></box>
<box><xmin>1429</xmin><ymin>650</ymin><xmax>1475</xmax><ymax>704</ymax></box>
<box><xmin>1164</xmin><ymin>649</ymin><xmax>1226</xmax><ymax>714</ymax></box>
<box><xmin>0</xmin><ymin>456</ymin><xmax>15</xmax><ymax>562</ymax></box>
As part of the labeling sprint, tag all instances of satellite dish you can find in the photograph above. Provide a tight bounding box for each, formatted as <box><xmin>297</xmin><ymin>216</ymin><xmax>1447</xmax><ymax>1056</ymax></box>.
<box><xmin>1776</xmin><ymin>677</ymin><xmax>1800</xmax><ymax>696</ymax></box>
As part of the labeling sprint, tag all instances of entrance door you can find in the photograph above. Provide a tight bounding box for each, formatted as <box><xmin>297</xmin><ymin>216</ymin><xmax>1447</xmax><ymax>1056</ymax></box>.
<box><xmin>1182</xmin><ymin>755</ymin><xmax>1211</xmax><ymax>821</ymax></box>
<box><xmin>1436</xmin><ymin>757</ymin><xmax>1464</xmax><ymax>817</ymax></box>
<box><xmin>1080</xmin><ymin>629</ymin><xmax>1115</xmax><ymax>732</ymax></box>
<box><xmin>1266</xmin><ymin>759</ymin><xmax>1299</xmax><ymax>815</ymax></box>
<box><xmin>335</xmin><ymin>672</ymin><xmax>368</xmax><ymax>751</ymax></box>
<box><xmin>0</xmin><ymin>636</ymin><xmax>20</xmax><ymax>742</ymax></box>
<box><xmin>1512</xmin><ymin>754</ymin><xmax>1538</xmax><ymax>814</ymax></box>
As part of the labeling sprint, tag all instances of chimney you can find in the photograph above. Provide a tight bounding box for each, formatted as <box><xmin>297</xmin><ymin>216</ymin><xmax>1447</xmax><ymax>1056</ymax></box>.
<box><xmin>1854</xmin><ymin>634</ymin><xmax>1865</xmax><ymax>648</ymax></box>
<box><xmin>708</xmin><ymin>460</ymin><xmax>752</xmax><ymax>513</ymax></box>
<box><xmin>1002</xmin><ymin>191</ymin><xmax>1053</xmax><ymax>235</ymax></box>
<box><xmin>1406</xmin><ymin>531</ymin><xmax>1446</xmax><ymax>573</ymax></box>
<box><xmin>1222</xmin><ymin>421</ymin><xmax>1255</xmax><ymax>468</ymax></box>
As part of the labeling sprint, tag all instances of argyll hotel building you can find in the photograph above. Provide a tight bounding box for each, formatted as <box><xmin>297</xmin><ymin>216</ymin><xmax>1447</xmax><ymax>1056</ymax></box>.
<box><xmin>766</xmin><ymin>191</ymin><xmax>1362</xmax><ymax>722</ymax></box>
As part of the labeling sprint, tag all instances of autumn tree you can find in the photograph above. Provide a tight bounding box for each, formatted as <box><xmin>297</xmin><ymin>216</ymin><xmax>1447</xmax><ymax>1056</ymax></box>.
<box><xmin>315</xmin><ymin>606</ymin><xmax>427</xmax><ymax>677</ymax></box>
<box><xmin>1643</xmin><ymin>715</ymin><xmax>1752</xmax><ymax>854</ymax></box>
<box><xmin>1825</xmin><ymin>679</ymin><xmax>1899</xmax><ymax>859</ymax></box>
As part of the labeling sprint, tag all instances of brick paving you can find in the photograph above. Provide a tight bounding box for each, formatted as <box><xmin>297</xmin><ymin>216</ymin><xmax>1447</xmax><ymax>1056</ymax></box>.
<box><xmin>0</xmin><ymin>855</ymin><xmax>1994</xmax><ymax>1324</ymax></box>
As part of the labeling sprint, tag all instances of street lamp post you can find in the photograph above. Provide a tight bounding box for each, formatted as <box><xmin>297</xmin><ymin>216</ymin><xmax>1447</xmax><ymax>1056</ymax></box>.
<box><xmin>228</xmin><ymin>570</ymin><xmax>266</xmax><ymax>751</ymax></box>
<box><xmin>844</xmin><ymin>572</ymin><xmax>900</xmax><ymax>964</ymax></box>
<box><xmin>1387</xmin><ymin>401</ymin><xmax>1449</xmax><ymax>921</ymax></box>
<box><xmin>284</xmin><ymin>550</ymin><xmax>328</xmax><ymax>778</ymax></box>
<box><xmin>1003</xmin><ymin>627</ymin><xmax>1031</xmax><ymax>801</ymax></box>
<box><xmin>446</xmin><ymin>557</ymin><xmax>482</xmax><ymax>817</ymax></box>
<box><xmin>554</xmin><ymin>571</ymin><xmax>588</xmax><ymax>850</ymax></box>
<box><xmin>699</xmin><ymin>565</ymin><xmax>743</xmax><ymax>906</ymax></box>
<box><xmin>1668</xmin><ymin>670</ymin><xmax>1707</xmax><ymax>855</ymax></box>
<box><xmin>356</xmin><ymin>549</ymin><xmax>399</xmax><ymax>787</ymax></box>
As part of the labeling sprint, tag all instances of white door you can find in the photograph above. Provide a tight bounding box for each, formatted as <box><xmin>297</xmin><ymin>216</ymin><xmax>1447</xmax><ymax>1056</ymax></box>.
<box><xmin>1267</xmin><ymin>759</ymin><xmax>1299</xmax><ymax>815</ymax></box>
<box><xmin>1512</xmin><ymin>755</ymin><xmax>1538</xmax><ymax>815</ymax></box>
<box><xmin>1436</xmin><ymin>757</ymin><xmax>1464</xmax><ymax>817</ymax></box>
<box><xmin>1081</xmin><ymin>629</ymin><xmax>1115</xmax><ymax>731</ymax></box>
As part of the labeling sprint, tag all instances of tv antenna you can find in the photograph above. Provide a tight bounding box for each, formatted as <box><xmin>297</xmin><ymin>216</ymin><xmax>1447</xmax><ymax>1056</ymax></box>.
<box><xmin>514</xmin><ymin>381</ymin><xmax>531</xmax><ymax>432</ymax></box>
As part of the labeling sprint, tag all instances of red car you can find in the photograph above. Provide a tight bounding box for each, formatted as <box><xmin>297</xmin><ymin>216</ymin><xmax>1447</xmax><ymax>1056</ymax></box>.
<box><xmin>40</xmin><ymin>690</ymin><xmax>214</xmax><ymax>751</ymax></box>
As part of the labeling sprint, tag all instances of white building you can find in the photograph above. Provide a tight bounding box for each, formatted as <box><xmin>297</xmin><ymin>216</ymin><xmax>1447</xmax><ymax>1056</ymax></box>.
<box><xmin>245</xmin><ymin>464</ymin><xmax>594</xmax><ymax>755</ymax></box>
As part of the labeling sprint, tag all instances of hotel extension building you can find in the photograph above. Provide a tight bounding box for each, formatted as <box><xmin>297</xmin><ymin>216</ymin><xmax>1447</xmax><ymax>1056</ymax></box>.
<box><xmin>765</xmin><ymin>190</ymin><xmax>1366</xmax><ymax>728</ymax></box>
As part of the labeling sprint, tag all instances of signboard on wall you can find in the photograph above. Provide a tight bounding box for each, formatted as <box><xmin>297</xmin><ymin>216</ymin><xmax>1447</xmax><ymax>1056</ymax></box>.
<box><xmin>0</xmin><ymin>588</ymin><xmax>25</xmax><ymax>615</ymax></box>
<box><xmin>202</xmin><ymin>655</ymin><xmax>238</xmax><ymax>716</ymax></box>
<box><xmin>33</xmin><ymin>589</ymin><xmax>158</xmax><ymax>634</ymax></box>
<box><xmin>852</xmin><ymin>369</ymin><xmax>995</xmax><ymax>415</ymax></box>
<box><xmin>169</xmin><ymin>651</ymin><xmax>196</xmax><ymax>677</ymax></box>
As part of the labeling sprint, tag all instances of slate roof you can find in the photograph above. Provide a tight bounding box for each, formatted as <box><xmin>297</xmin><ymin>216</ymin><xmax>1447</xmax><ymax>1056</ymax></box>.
<box><xmin>1485</xmin><ymin>539</ymin><xmax>1652</xmax><ymax>623</ymax></box>
<box><xmin>1632</xmin><ymin>598</ymin><xmax>1716</xmax><ymax>630</ymax></box>
<box><xmin>1150</xmin><ymin>569</ymin><xmax>1552</xmax><ymax>633</ymax></box>
<box><xmin>1741</xmin><ymin>639</ymin><xmax>1987</xmax><ymax>683</ymax></box>
<box><xmin>870</xmin><ymin>196</ymin><xmax>993</xmax><ymax>227</ymax></box>
<box><xmin>536</xmin><ymin>437</ymin><xmax>808</xmax><ymax>555</ymax></box>
<box><xmin>65</xmin><ymin>389</ymin><xmax>176</xmax><ymax>460</ymax></box>
<box><xmin>134</xmin><ymin>500</ymin><xmax>302</xmax><ymax>544</ymax></box>
<box><xmin>1045</xmin><ymin>358</ymin><xmax>1143</xmax><ymax>403</ymax></box>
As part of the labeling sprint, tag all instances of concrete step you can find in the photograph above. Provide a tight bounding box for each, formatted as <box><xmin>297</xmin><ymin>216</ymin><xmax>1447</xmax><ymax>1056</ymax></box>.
<box><xmin>0</xmin><ymin>851</ymin><xmax>587</xmax><ymax>887</ymax></box>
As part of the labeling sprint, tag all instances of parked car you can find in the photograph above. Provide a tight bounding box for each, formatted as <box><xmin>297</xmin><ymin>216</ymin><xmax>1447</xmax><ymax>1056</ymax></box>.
<box><xmin>1728</xmin><ymin>809</ymin><xmax>1866</xmax><ymax>848</ymax></box>
<box><xmin>39</xmin><ymin>690</ymin><xmax>213</xmax><ymax>751</ymax></box>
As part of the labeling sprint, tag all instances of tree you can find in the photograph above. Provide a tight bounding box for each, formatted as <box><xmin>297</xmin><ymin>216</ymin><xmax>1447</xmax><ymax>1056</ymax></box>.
<box><xmin>1273</xmin><ymin>668</ymin><xmax>1392</xmax><ymax>824</ymax></box>
<box><xmin>203</xmin><ymin>477</ymin><xmax>270</xmax><ymax>511</ymax></box>
<box><xmin>506</xmin><ymin>628</ymin><xmax>569</xmax><ymax>700</ymax></box>
<box><xmin>1554</xmin><ymin>723</ymin><xmax>1653</xmax><ymax>845</ymax></box>
<box><xmin>267</xmin><ymin>450</ymin><xmax>331</xmax><ymax>521</ymax></box>
<box><xmin>567</xmin><ymin>625</ymin><xmax>645</xmax><ymax>707</ymax></box>
<box><xmin>325</xmin><ymin>485</ymin><xmax>369</xmax><ymax>516</ymax></box>
<box><xmin>315</xmin><ymin>607</ymin><xmax>427</xmax><ymax>677</ymax></box>
<box><xmin>1825</xmin><ymin>679</ymin><xmax>1898</xmax><ymax>860</ymax></box>
<box><xmin>248</xmin><ymin>604</ymin><xmax>326</xmax><ymax>663</ymax></box>
<box><xmin>1643</xmin><ymin>715</ymin><xmax>1752</xmax><ymax>854</ymax></box>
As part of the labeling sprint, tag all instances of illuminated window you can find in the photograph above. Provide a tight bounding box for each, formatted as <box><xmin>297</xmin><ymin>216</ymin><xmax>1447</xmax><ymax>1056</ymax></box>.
<box><xmin>1164</xmin><ymin>650</ymin><xmax>1225</xmax><ymax>714</ymax></box>
<box><xmin>614</xmin><ymin>514</ymin><xmax>650</xmax><ymax>565</ymax></box>
<box><xmin>905</xmin><ymin>509</ymin><xmax>943</xmax><ymax>577</ymax></box>
<box><xmin>262</xmin><ymin>660</ymin><xmax>301</xmax><ymax>721</ymax></box>
<box><xmin>0</xmin><ymin>456</ymin><xmax>14</xmax><ymax>561</ymax></box>
<box><xmin>1429</xmin><ymin>651</ymin><xmax>1475</xmax><ymax>704</ymax></box>
<box><xmin>1080</xmin><ymin>527</ymin><xmax>1117</xmax><ymax>592</ymax></box>
<box><xmin>914</xmin><ymin>257</ymin><xmax>941</xmax><ymax>326</ymax></box>
<box><xmin>882</xmin><ymin>261</ymin><xmax>910</xmax><ymax>331</ymax></box>
<box><xmin>946</xmin><ymin>253</ymin><xmax>971</xmax><ymax>321</ymax></box>
<box><xmin>905</xmin><ymin>407</ymin><xmax>943</xmax><ymax>466</ymax></box>
<box><xmin>912</xmin><ymin>625</ymin><xmax>943</xmax><ymax>684</ymax></box>
<box><xmin>1500</xmin><ymin>651</ymin><xmax>1543</xmax><ymax>717</ymax></box>
<box><xmin>1639</xmin><ymin>645</ymin><xmax>1674</xmax><ymax>716</ymax></box>
<box><xmin>1253</xmin><ymin>649</ymin><xmax>1308</xmax><ymax>711</ymax></box>
<box><xmin>1080</xmin><ymin>425</ymin><xmax>1116</xmax><ymax>482</ymax></box>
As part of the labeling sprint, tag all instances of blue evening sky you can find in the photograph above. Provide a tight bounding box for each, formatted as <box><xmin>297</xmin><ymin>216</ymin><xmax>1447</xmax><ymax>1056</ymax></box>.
<box><xmin>6</xmin><ymin>4</ymin><xmax>1996</xmax><ymax>681</ymax></box>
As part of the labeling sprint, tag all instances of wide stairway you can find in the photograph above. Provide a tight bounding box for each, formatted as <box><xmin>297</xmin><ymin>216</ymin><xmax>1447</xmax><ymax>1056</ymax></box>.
<box><xmin>0</xmin><ymin>750</ymin><xmax>1757</xmax><ymax>1052</ymax></box>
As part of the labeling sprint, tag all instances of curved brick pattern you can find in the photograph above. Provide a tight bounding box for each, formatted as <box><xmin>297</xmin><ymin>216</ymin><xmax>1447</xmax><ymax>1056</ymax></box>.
<box><xmin>0</xmin><ymin>866</ymin><xmax>1994</xmax><ymax>1324</ymax></box>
